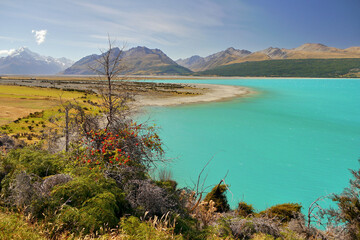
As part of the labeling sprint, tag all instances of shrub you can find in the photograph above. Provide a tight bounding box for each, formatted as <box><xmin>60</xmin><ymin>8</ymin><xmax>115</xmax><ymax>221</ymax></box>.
<box><xmin>1</xmin><ymin>146</ymin><xmax>64</xmax><ymax>178</ymax></box>
<box><xmin>81</xmin><ymin>192</ymin><xmax>120</xmax><ymax>228</ymax></box>
<box><xmin>203</xmin><ymin>184</ymin><xmax>230</xmax><ymax>213</ymax></box>
<box><xmin>323</xmin><ymin>164</ymin><xmax>360</xmax><ymax>239</ymax></box>
<box><xmin>7</xmin><ymin>172</ymin><xmax>41</xmax><ymax>208</ymax></box>
<box><xmin>287</xmin><ymin>218</ymin><xmax>327</xmax><ymax>240</ymax></box>
<box><xmin>54</xmin><ymin>192</ymin><xmax>121</xmax><ymax>234</ymax></box>
<box><xmin>49</xmin><ymin>172</ymin><xmax>129</xmax><ymax>234</ymax></box>
<box><xmin>124</xmin><ymin>179</ymin><xmax>180</xmax><ymax>217</ymax></box>
<box><xmin>0</xmin><ymin>135</ymin><xmax>15</xmax><ymax>150</ymax></box>
<box><xmin>0</xmin><ymin>147</ymin><xmax>65</xmax><ymax>207</ymax></box>
<box><xmin>41</xmin><ymin>174</ymin><xmax>72</xmax><ymax>195</ymax></box>
<box><xmin>259</xmin><ymin>203</ymin><xmax>302</xmax><ymax>223</ymax></box>
<box><xmin>230</xmin><ymin>217</ymin><xmax>282</xmax><ymax>239</ymax></box>
<box><xmin>237</xmin><ymin>201</ymin><xmax>255</xmax><ymax>217</ymax></box>
<box><xmin>156</xmin><ymin>180</ymin><xmax>178</xmax><ymax>192</ymax></box>
<box><xmin>76</xmin><ymin>124</ymin><xmax>164</xmax><ymax>171</ymax></box>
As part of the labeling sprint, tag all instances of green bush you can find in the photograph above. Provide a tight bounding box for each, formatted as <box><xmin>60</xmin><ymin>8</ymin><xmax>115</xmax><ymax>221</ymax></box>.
<box><xmin>326</xmin><ymin>165</ymin><xmax>360</xmax><ymax>239</ymax></box>
<box><xmin>259</xmin><ymin>203</ymin><xmax>302</xmax><ymax>223</ymax></box>
<box><xmin>1</xmin><ymin>146</ymin><xmax>64</xmax><ymax>178</ymax></box>
<box><xmin>237</xmin><ymin>201</ymin><xmax>255</xmax><ymax>218</ymax></box>
<box><xmin>49</xmin><ymin>172</ymin><xmax>129</xmax><ymax>234</ymax></box>
<box><xmin>0</xmin><ymin>147</ymin><xmax>65</xmax><ymax>208</ymax></box>
<box><xmin>204</xmin><ymin>184</ymin><xmax>230</xmax><ymax>213</ymax></box>
<box><xmin>81</xmin><ymin>192</ymin><xmax>120</xmax><ymax>229</ymax></box>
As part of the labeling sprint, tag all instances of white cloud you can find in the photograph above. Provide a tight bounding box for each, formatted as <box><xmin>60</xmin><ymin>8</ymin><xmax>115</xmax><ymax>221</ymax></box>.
<box><xmin>0</xmin><ymin>49</ymin><xmax>16</xmax><ymax>56</ymax></box>
<box><xmin>32</xmin><ymin>29</ymin><xmax>47</xmax><ymax>45</ymax></box>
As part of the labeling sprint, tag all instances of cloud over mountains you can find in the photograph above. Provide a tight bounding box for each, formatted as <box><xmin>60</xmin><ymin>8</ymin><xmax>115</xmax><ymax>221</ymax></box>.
<box><xmin>32</xmin><ymin>30</ymin><xmax>47</xmax><ymax>45</ymax></box>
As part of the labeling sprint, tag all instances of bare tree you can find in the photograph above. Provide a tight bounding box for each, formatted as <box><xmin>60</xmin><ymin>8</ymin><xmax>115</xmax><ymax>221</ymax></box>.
<box><xmin>90</xmin><ymin>36</ymin><xmax>132</xmax><ymax>128</ymax></box>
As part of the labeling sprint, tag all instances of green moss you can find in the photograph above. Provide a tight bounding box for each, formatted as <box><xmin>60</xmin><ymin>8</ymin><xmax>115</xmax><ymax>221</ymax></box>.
<box><xmin>237</xmin><ymin>201</ymin><xmax>255</xmax><ymax>217</ymax></box>
<box><xmin>259</xmin><ymin>203</ymin><xmax>302</xmax><ymax>223</ymax></box>
<box><xmin>204</xmin><ymin>184</ymin><xmax>230</xmax><ymax>213</ymax></box>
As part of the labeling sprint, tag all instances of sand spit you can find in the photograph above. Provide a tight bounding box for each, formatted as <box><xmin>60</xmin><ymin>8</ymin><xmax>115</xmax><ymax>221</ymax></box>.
<box><xmin>133</xmin><ymin>83</ymin><xmax>254</xmax><ymax>107</ymax></box>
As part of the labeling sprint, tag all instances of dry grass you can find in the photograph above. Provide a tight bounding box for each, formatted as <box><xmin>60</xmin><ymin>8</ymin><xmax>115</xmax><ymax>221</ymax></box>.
<box><xmin>0</xmin><ymin>210</ymin><xmax>46</xmax><ymax>240</ymax></box>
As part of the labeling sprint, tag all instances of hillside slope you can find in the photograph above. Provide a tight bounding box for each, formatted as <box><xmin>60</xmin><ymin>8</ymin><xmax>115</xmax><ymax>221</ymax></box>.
<box><xmin>195</xmin><ymin>58</ymin><xmax>360</xmax><ymax>78</ymax></box>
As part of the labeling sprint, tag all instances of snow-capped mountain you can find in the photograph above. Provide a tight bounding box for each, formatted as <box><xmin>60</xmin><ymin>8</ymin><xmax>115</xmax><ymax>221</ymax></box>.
<box><xmin>0</xmin><ymin>47</ymin><xmax>74</xmax><ymax>74</ymax></box>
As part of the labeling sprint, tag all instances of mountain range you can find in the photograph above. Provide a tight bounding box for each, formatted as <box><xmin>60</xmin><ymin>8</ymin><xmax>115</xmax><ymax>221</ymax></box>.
<box><xmin>176</xmin><ymin>43</ymin><xmax>360</xmax><ymax>72</ymax></box>
<box><xmin>0</xmin><ymin>47</ymin><xmax>73</xmax><ymax>75</ymax></box>
<box><xmin>63</xmin><ymin>46</ymin><xmax>191</xmax><ymax>75</ymax></box>
<box><xmin>0</xmin><ymin>43</ymin><xmax>359</xmax><ymax>76</ymax></box>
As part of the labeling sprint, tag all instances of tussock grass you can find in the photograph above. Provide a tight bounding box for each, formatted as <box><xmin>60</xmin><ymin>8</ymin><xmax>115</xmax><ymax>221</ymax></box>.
<box><xmin>0</xmin><ymin>211</ymin><xmax>46</xmax><ymax>240</ymax></box>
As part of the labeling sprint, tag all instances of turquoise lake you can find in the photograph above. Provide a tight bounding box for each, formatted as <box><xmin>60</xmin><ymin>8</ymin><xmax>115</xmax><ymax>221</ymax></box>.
<box><xmin>142</xmin><ymin>79</ymin><xmax>360</xmax><ymax>211</ymax></box>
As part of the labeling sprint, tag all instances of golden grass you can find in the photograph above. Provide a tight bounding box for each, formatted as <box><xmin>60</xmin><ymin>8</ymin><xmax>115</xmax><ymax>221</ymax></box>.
<box><xmin>0</xmin><ymin>85</ymin><xmax>93</xmax><ymax>125</ymax></box>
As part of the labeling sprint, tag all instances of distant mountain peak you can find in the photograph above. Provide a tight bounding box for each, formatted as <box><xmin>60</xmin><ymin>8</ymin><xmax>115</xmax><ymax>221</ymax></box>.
<box><xmin>225</xmin><ymin>47</ymin><xmax>236</xmax><ymax>51</ymax></box>
<box><xmin>0</xmin><ymin>47</ymin><xmax>74</xmax><ymax>74</ymax></box>
<box><xmin>9</xmin><ymin>46</ymin><xmax>36</xmax><ymax>57</ymax></box>
<box><xmin>176</xmin><ymin>47</ymin><xmax>252</xmax><ymax>71</ymax></box>
<box><xmin>260</xmin><ymin>47</ymin><xmax>287</xmax><ymax>59</ymax></box>
<box><xmin>293</xmin><ymin>43</ymin><xmax>331</xmax><ymax>52</ymax></box>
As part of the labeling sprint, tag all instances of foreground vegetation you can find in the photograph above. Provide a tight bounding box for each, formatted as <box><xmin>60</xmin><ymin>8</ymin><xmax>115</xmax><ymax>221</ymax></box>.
<box><xmin>196</xmin><ymin>58</ymin><xmax>360</xmax><ymax>78</ymax></box>
<box><xmin>0</xmin><ymin>141</ymin><xmax>359</xmax><ymax>239</ymax></box>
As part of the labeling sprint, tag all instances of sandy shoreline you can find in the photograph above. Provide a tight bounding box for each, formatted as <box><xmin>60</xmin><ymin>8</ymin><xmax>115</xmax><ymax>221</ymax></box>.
<box><xmin>133</xmin><ymin>83</ymin><xmax>255</xmax><ymax>107</ymax></box>
<box><xmin>0</xmin><ymin>77</ymin><xmax>256</xmax><ymax>109</ymax></box>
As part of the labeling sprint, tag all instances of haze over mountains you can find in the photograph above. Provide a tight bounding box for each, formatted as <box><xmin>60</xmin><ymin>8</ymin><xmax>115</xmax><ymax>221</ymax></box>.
<box><xmin>0</xmin><ymin>43</ymin><xmax>359</xmax><ymax>76</ymax></box>
<box><xmin>0</xmin><ymin>47</ymin><xmax>73</xmax><ymax>75</ymax></box>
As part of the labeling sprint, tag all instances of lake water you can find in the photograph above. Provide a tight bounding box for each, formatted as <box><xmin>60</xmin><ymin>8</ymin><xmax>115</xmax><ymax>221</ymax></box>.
<box><xmin>143</xmin><ymin>79</ymin><xmax>360</xmax><ymax>211</ymax></box>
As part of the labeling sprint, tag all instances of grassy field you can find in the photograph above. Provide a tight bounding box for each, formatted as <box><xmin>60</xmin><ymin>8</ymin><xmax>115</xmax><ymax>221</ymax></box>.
<box><xmin>0</xmin><ymin>85</ymin><xmax>95</xmax><ymax>125</ymax></box>
<box><xmin>0</xmin><ymin>85</ymin><xmax>101</xmax><ymax>143</ymax></box>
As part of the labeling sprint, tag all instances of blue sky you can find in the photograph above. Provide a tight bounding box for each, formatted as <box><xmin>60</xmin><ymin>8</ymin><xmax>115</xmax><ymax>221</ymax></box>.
<box><xmin>0</xmin><ymin>0</ymin><xmax>359</xmax><ymax>61</ymax></box>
